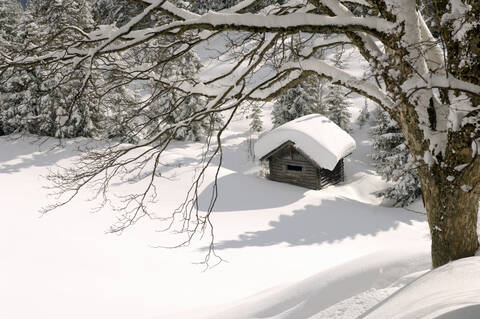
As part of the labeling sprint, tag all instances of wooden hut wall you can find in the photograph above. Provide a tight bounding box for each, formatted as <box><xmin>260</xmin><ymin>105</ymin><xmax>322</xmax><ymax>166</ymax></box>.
<box><xmin>266</xmin><ymin>144</ymin><xmax>345</xmax><ymax>190</ymax></box>
<box><xmin>317</xmin><ymin>159</ymin><xmax>344</xmax><ymax>188</ymax></box>
<box><xmin>268</xmin><ymin>145</ymin><xmax>320</xmax><ymax>189</ymax></box>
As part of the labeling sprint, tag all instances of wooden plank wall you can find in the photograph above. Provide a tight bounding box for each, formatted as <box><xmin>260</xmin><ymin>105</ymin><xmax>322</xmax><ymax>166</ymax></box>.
<box><xmin>317</xmin><ymin>159</ymin><xmax>344</xmax><ymax>188</ymax></box>
<box><xmin>267</xmin><ymin>145</ymin><xmax>344</xmax><ymax>190</ymax></box>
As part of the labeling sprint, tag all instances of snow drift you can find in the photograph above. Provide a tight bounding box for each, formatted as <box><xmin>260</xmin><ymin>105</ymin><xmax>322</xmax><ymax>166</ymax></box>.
<box><xmin>362</xmin><ymin>257</ymin><xmax>480</xmax><ymax>319</ymax></box>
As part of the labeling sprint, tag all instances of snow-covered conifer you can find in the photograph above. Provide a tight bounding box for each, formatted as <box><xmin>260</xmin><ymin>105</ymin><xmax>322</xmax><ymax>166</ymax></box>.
<box><xmin>186</xmin><ymin>0</ymin><xmax>239</xmax><ymax>13</ymax></box>
<box><xmin>92</xmin><ymin>0</ymin><xmax>165</xmax><ymax>29</ymax></box>
<box><xmin>369</xmin><ymin>107</ymin><xmax>421</xmax><ymax>206</ymax></box>
<box><xmin>0</xmin><ymin>0</ymin><xmax>23</xmax><ymax>135</ymax></box>
<box><xmin>324</xmin><ymin>84</ymin><xmax>352</xmax><ymax>132</ymax></box>
<box><xmin>186</xmin><ymin>0</ymin><xmax>285</xmax><ymax>13</ymax></box>
<box><xmin>141</xmin><ymin>51</ymin><xmax>218</xmax><ymax>142</ymax></box>
<box><xmin>0</xmin><ymin>0</ymin><xmax>103</xmax><ymax>138</ymax></box>
<box><xmin>357</xmin><ymin>98</ymin><xmax>370</xmax><ymax>127</ymax></box>
<box><xmin>0</xmin><ymin>0</ymin><xmax>22</xmax><ymax>42</ymax></box>
<box><xmin>249</xmin><ymin>103</ymin><xmax>263</xmax><ymax>133</ymax></box>
<box><xmin>271</xmin><ymin>77</ymin><xmax>321</xmax><ymax>128</ymax></box>
<box><xmin>322</xmin><ymin>47</ymin><xmax>352</xmax><ymax>132</ymax></box>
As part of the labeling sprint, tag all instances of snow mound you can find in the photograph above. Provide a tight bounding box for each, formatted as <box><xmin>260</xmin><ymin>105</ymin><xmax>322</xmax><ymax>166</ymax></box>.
<box><xmin>254</xmin><ymin>114</ymin><xmax>356</xmax><ymax>170</ymax></box>
<box><xmin>205</xmin><ymin>250</ymin><xmax>429</xmax><ymax>319</ymax></box>
<box><xmin>362</xmin><ymin>257</ymin><xmax>480</xmax><ymax>319</ymax></box>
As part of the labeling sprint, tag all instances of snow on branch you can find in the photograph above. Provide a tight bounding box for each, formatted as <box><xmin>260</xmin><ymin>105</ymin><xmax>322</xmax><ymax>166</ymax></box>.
<box><xmin>340</xmin><ymin>0</ymin><xmax>372</xmax><ymax>7</ymax></box>
<box><xmin>275</xmin><ymin>58</ymin><xmax>394</xmax><ymax>108</ymax></box>
<box><xmin>133</xmin><ymin>0</ymin><xmax>264</xmax><ymax>21</ymax></box>
<box><xmin>129</xmin><ymin>0</ymin><xmax>200</xmax><ymax>20</ymax></box>
<box><xmin>402</xmin><ymin>74</ymin><xmax>480</xmax><ymax>98</ymax></box>
<box><xmin>317</xmin><ymin>0</ymin><xmax>383</xmax><ymax>58</ymax></box>
<box><xmin>165</xmin><ymin>13</ymin><xmax>385</xmax><ymax>55</ymax></box>
<box><xmin>2</xmin><ymin>1</ymin><xmax>393</xmax><ymax>70</ymax></box>
<box><xmin>88</xmin><ymin>10</ymin><xmax>394</xmax><ymax>56</ymax></box>
<box><xmin>300</xmin><ymin>35</ymin><xmax>352</xmax><ymax>56</ymax></box>
<box><xmin>178</xmin><ymin>11</ymin><xmax>394</xmax><ymax>34</ymax></box>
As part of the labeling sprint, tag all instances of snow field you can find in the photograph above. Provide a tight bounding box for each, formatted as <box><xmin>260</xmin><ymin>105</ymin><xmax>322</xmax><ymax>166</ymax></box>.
<box><xmin>1</xmin><ymin>106</ymin><xmax>432</xmax><ymax>319</ymax></box>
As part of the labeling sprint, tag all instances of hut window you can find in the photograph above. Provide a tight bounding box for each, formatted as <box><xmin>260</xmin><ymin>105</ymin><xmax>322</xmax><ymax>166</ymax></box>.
<box><xmin>287</xmin><ymin>164</ymin><xmax>303</xmax><ymax>172</ymax></box>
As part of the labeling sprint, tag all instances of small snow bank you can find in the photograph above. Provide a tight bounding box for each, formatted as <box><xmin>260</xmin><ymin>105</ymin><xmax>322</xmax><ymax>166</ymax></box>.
<box><xmin>362</xmin><ymin>257</ymin><xmax>480</xmax><ymax>319</ymax></box>
<box><xmin>205</xmin><ymin>250</ymin><xmax>429</xmax><ymax>319</ymax></box>
<box><xmin>254</xmin><ymin>114</ymin><xmax>356</xmax><ymax>170</ymax></box>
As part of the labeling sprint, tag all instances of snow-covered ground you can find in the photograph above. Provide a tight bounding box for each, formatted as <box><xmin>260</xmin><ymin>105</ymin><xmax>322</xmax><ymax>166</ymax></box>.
<box><xmin>1</xmin><ymin>101</ymin><xmax>441</xmax><ymax>319</ymax></box>
<box><xmin>363</xmin><ymin>256</ymin><xmax>480</xmax><ymax>319</ymax></box>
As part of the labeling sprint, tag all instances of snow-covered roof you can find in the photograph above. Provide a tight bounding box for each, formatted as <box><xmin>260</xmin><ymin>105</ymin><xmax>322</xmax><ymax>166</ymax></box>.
<box><xmin>255</xmin><ymin>114</ymin><xmax>356</xmax><ymax>170</ymax></box>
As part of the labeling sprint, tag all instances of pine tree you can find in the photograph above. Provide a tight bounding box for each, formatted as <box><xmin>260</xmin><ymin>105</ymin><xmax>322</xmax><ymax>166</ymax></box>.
<box><xmin>140</xmin><ymin>51</ymin><xmax>219</xmax><ymax>142</ymax></box>
<box><xmin>0</xmin><ymin>0</ymin><xmax>22</xmax><ymax>42</ymax></box>
<box><xmin>357</xmin><ymin>98</ymin><xmax>370</xmax><ymax>127</ymax></box>
<box><xmin>92</xmin><ymin>0</ymin><xmax>164</xmax><ymax>29</ymax></box>
<box><xmin>0</xmin><ymin>0</ymin><xmax>23</xmax><ymax>135</ymax></box>
<box><xmin>0</xmin><ymin>0</ymin><xmax>103</xmax><ymax>138</ymax></box>
<box><xmin>187</xmin><ymin>0</ymin><xmax>239</xmax><ymax>13</ymax></box>
<box><xmin>91</xmin><ymin>0</ymin><xmax>218</xmax><ymax>143</ymax></box>
<box><xmin>92</xmin><ymin>0</ymin><xmax>138</xmax><ymax>27</ymax></box>
<box><xmin>186</xmin><ymin>0</ymin><xmax>286</xmax><ymax>14</ymax></box>
<box><xmin>324</xmin><ymin>84</ymin><xmax>352</xmax><ymax>132</ymax></box>
<box><xmin>0</xmin><ymin>6</ymin><xmax>43</xmax><ymax>136</ymax></box>
<box><xmin>271</xmin><ymin>77</ymin><xmax>322</xmax><ymax>127</ymax></box>
<box><xmin>369</xmin><ymin>107</ymin><xmax>421</xmax><ymax>207</ymax></box>
<box><xmin>322</xmin><ymin>47</ymin><xmax>352</xmax><ymax>132</ymax></box>
<box><xmin>249</xmin><ymin>103</ymin><xmax>263</xmax><ymax>133</ymax></box>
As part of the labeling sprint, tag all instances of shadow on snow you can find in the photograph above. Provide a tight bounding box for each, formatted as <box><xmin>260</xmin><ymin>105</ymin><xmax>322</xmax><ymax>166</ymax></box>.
<box><xmin>197</xmin><ymin>172</ymin><xmax>308</xmax><ymax>211</ymax></box>
<box><xmin>0</xmin><ymin>135</ymin><xmax>77</xmax><ymax>174</ymax></box>
<box><xmin>208</xmin><ymin>194</ymin><xmax>425</xmax><ymax>250</ymax></box>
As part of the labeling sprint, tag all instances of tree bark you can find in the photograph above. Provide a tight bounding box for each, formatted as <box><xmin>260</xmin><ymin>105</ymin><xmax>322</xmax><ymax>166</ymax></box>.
<box><xmin>418</xmin><ymin>164</ymin><xmax>479</xmax><ymax>267</ymax></box>
<box><xmin>398</xmin><ymin>98</ymin><xmax>480</xmax><ymax>268</ymax></box>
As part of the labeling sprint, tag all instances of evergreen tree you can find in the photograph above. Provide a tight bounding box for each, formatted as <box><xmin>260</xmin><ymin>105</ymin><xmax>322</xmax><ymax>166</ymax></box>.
<box><xmin>99</xmin><ymin>81</ymin><xmax>140</xmax><ymax>143</ymax></box>
<box><xmin>187</xmin><ymin>0</ymin><xmax>239</xmax><ymax>13</ymax></box>
<box><xmin>1</xmin><ymin>0</ymin><xmax>103</xmax><ymax>138</ymax></box>
<box><xmin>271</xmin><ymin>77</ymin><xmax>322</xmax><ymax>127</ymax></box>
<box><xmin>150</xmin><ymin>52</ymin><xmax>220</xmax><ymax>142</ymax></box>
<box><xmin>369</xmin><ymin>107</ymin><xmax>422</xmax><ymax>207</ymax></box>
<box><xmin>92</xmin><ymin>0</ymin><xmax>139</xmax><ymax>27</ymax></box>
<box><xmin>322</xmin><ymin>46</ymin><xmax>352</xmax><ymax>132</ymax></box>
<box><xmin>92</xmin><ymin>0</ymin><xmax>217</xmax><ymax>142</ymax></box>
<box><xmin>357</xmin><ymin>98</ymin><xmax>370</xmax><ymax>127</ymax></box>
<box><xmin>249</xmin><ymin>103</ymin><xmax>263</xmax><ymax>133</ymax></box>
<box><xmin>91</xmin><ymin>0</ymin><xmax>165</xmax><ymax>29</ymax></box>
<box><xmin>324</xmin><ymin>84</ymin><xmax>352</xmax><ymax>132</ymax></box>
<box><xmin>186</xmin><ymin>0</ymin><xmax>285</xmax><ymax>14</ymax></box>
<box><xmin>0</xmin><ymin>0</ymin><xmax>23</xmax><ymax>135</ymax></box>
<box><xmin>0</xmin><ymin>0</ymin><xmax>22</xmax><ymax>42</ymax></box>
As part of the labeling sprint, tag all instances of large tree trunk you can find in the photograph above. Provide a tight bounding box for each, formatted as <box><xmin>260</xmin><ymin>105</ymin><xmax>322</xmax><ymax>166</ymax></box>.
<box><xmin>419</xmin><ymin>165</ymin><xmax>479</xmax><ymax>267</ymax></box>
<box><xmin>399</xmin><ymin>101</ymin><xmax>480</xmax><ymax>268</ymax></box>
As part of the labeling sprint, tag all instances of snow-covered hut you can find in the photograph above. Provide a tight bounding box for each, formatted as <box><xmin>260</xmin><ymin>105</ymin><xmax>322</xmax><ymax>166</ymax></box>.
<box><xmin>255</xmin><ymin>114</ymin><xmax>356</xmax><ymax>190</ymax></box>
